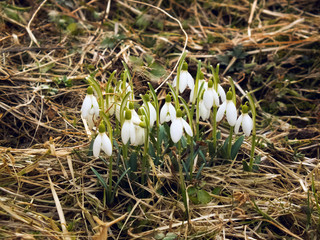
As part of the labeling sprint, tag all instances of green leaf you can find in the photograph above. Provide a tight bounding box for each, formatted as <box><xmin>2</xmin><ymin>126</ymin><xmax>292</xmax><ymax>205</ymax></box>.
<box><xmin>197</xmin><ymin>189</ymin><xmax>211</xmax><ymax>204</ymax></box>
<box><xmin>212</xmin><ymin>187</ymin><xmax>221</xmax><ymax>195</ymax></box>
<box><xmin>164</xmin><ymin>232</ymin><xmax>177</xmax><ymax>240</ymax></box>
<box><xmin>129</xmin><ymin>152</ymin><xmax>138</xmax><ymax>171</ymax></box>
<box><xmin>231</xmin><ymin>135</ymin><xmax>244</xmax><ymax>160</ymax></box>
<box><xmin>129</xmin><ymin>56</ymin><xmax>144</xmax><ymax>67</ymax></box>
<box><xmin>252</xmin><ymin>155</ymin><xmax>261</xmax><ymax>172</ymax></box>
<box><xmin>148</xmin><ymin>62</ymin><xmax>166</xmax><ymax>78</ymax></box>
<box><xmin>111</xmin><ymin>167</ymin><xmax>131</xmax><ymax>203</ymax></box>
<box><xmin>242</xmin><ymin>160</ymin><xmax>250</xmax><ymax>172</ymax></box>
<box><xmin>91</xmin><ymin>167</ymin><xmax>108</xmax><ymax>191</ymax></box>
<box><xmin>195</xmin><ymin>163</ymin><xmax>206</xmax><ymax>180</ymax></box>
<box><xmin>39</xmin><ymin>62</ymin><xmax>55</xmax><ymax>73</ymax></box>
<box><xmin>144</xmin><ymin>54</ymin><xmax>154</xmax><ymax>65</ymax></box>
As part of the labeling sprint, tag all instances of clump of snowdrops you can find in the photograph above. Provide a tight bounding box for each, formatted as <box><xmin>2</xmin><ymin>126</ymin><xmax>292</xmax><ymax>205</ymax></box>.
<box><xmin>81</xmin><ymin>53</ymin><xmax>257</xmax><ymax>212</ymax></box>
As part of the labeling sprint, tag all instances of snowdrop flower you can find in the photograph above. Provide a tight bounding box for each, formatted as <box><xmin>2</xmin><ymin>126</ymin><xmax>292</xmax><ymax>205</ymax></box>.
<box><xmin>81</xmin><ymin>86</ymin><xmax>99</xmax><ymax>129</ymax></box>
<box><xmin>93</xmin><ymin>123</ymin><xmax>112</xmax><ymax>157</ymax></box>
<box><xmin>173</xmin><ymin>62</ymin><xmax>194</xmax><ymax>93</ymax></box>
<box><xmin>190</xmin><ymin>72</ymin><xmax>207</xmax><ymax>103</ymax></box>
<box><xmin>216</xmin><ymin>89</ymin><xmax>237</xmax><ymax>126</ymax></box>
<box><xmin>160</xmin><ymin>94</ymin><xmax>176</xmax><ymax>124</ymax></box>
<box><xmin>217</xmin><ymin>84</ymin><xmax>226</xmax><ymax>103</ymax></box>
<box><xmin>170</xmin><ymin>109</ymin><xmax>193</xmax><ymax>143</ymax></box>
<box><xmin>199</xmin><ymin>98</ymin><xmax>210</xmax><ymax>120</ymax></box>
<box><xmin>142</xmin><ymin>95</ymin><xmax>157</xmax><ymax>128</ymax></box>
<box><xmin>132</xmin><ymin>108</ymin><xmax>147</xmax><ymax>146</ymax></box>
<box><xmin>235</xmin><ymin>103</ymin><xmax>253</xmax><ymax>136</ymax></box>
<box><xmin>106</xmin><ymin>88</ymin><xmax>115</xmax><ymax>116</ymax></box>
<box><xmin>203</xmin><ymin>79</ymin><xmax>219</xmax><ymax>110</ymax></box>
<box><xmin>121</xmin><ymin>109</ymin><xmax>137</xmax><ymax>144</ymax></box>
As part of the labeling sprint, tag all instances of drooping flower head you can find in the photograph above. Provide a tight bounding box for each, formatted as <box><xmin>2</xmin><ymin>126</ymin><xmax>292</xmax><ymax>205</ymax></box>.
<box><xmin>106</xmin><ymin>87</ymin><xmax>115</xmax><ymax>116</ymax></box>
<box><xmin>160</xmin><ymin>94</ymin><xmax>176</xmax><ymax>124</ymax></box>
<box><xmin>173</xmin><ymin>62</ymin><xmax>194</xmax><ymax>94</ymax></box>
<box><xmin>190</xmin><ymin>72</ymin><xmax>207</xmax><ymax>103</ymax></box>
<box><xmin>235</xmin><ymin>103</ymin><xmax>253</xmax><ymax>136</ymax></box>
<box><xmin>93</xmin><ymin>123</ymin><xmax>112</xmax><ymax>157</ymax></box>
<box><xmin>199</xmin><ymin>92</ymin><xmax>210</xmax><ymax>121</ymax></box>
<box><xmin>142</xmin><ymin>94</ymin><xmax>157</xmax><ymax>128</ymax></box>
<box><xmin>170</xmin><ymin>109</ymin><xmax>193</xmax><ymax>143</ymax></box>
<box><xmin>216</xmin><ymin>89</ymin><xmax>237</xmax><ymax>126</ymax></box>
<box><xmin>133</xmin><ymin>107</ymin><xmax>147</xmax><ymax>146</ymax></box>
<box><xmin>81</xmin><ymin>86</ymin><xmax>100</xmax><ymax>129</ymax></box>
<box><xmin>121</xmin><ymin>109</ymin><xmax>136</xmax><ymax>145</ymax></box>
<box><xmin>203</xmin><ymin>79</ymin><xmax>219</xmax><ymax>110</ymax></box>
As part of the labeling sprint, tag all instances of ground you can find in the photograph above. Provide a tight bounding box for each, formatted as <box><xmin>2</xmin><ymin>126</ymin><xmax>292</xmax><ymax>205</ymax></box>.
<box><xmin>0</xmin><ymin>0</ymin><xmax>320</xmax><ymax>239</ymax></box>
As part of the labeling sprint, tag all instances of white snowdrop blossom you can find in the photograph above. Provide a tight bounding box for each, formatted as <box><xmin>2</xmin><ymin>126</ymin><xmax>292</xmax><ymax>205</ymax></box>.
<box><xmin>81</xmin><ymin>87</ymin><xmax>99</xmax><ymax>119</ymax></box>
<box><xmin>203</xmin><ymin>80</ymin><xmax>219</xmax><ymax>110</ymax></box>
<box><xmin>235</xmin><ymin>104</ymin><xmax>253</xmax><ymax>136</ymax></box>
<box><xmin>170</xmin><ymin>109</ymin><xmax>193</xmax><ymax>143</ymax></box>
<box><xmin>106</xmin><ymin>88</ymin><xmax>115</xmax><ymax>116</ymax></box>
<box><xmin>216</xmin><ymin>90</ymin><xmax>237</xmax><ymax>126</ymax></box>
<box><xmin>142</xmin><ymin>95</ymin><xmax>157</xmax><ymax>128</ymax></box>
<box><xmin>199</xmin><ymin>99</ymin><xmax>210</xmax><ymax>120</ymax></box>
<box><xmin>121</xmin><ymin>109</ymin><xmax>137</xmax><ymax>145</ymax></box>
<box><xmin>190</xmin><ymin>74</ymin><xmax>208</xmax><ymax>103</ymax></box>
<box><xmin>81</xmin><ymin>87</ymin><xmax>100</xmax><ymax>129</ymax></box>
<box><xmin>173</xmin><ymin>62</ymin><xmax>194</xmax><ymax>93</ymax></box>
<box><xmin>93</xmin><ymin>124</ymin><xmax>112</xmax><ymax>157</ymax></box>
<box><xmin>217</xmin><ymin>84</ymin><xmax>226</xmax><ymax>103</ymax></box>
<box><xmin>160</xmin><ymin>94</ymin><xmax>176</xmax><ymax>124</ymax></box>
<box><xmin>132</xmin><ymin>109</ymin><xmax>147</xmax><ymax>146</ymax></box>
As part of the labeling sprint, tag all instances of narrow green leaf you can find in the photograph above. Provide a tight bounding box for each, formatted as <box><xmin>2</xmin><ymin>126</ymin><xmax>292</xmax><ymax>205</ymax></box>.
<box><xmin>91</xmin><ymin>167</ymin><xmax>108</xmax><ymax>191</ymax></box>
<box><xmin>111</xmin><ymin>167</ymin><xmax>131</xmax><ymax>203</ymax></box>
<box><xmin>231</xmin><ymin>135</ymin><xmax>244</xmax><ymax>160</ymax></box>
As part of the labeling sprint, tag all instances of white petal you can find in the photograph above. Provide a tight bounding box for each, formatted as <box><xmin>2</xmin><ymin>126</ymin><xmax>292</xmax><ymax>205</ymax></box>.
<box><xmin>179</xmin><ymin>71</ymin><xmax>188</xmax><ymax>93</ymax></box>
<box><xmin>203</xmin><ymin>89</ymin><xmax>213</xmax><ymax>110</ymax></box>
<box><xmin>200</xmin><ymin>100</ymin><xmax>210</xmax><ymax>120</ymax></box>
<box><xmin>129</xmin><ymin>122</ymin><xmax>136</xmax><ymax>144</ymax></box>
<box><xmin>172</xmin><ymin>75</ymin><xmax>177</xmax><ymax>87</ymax></box>
<box><xmin>91</xmin><ymin>95</ymin><xmax>100</xmax><ymax>116</ymax></box>
<box><xmin>93</xmin><ymin>134</ymin><xmax>102</xmax><ymax>157</ymax></box>
<box><xmin>218</xmin><ymin>85</ymin><xmax>226</xmax><ymax>102</ymax></box>
<box><xmin>159</xmin><ymin>104</ymin><xmax>168</xmax><ymax>124</ymax></box>
<box><xmin>168</xmin><ymin>104</ymin><xmax>176</xmax><ymax>121</ymax></box>
<box><xmin>185</xmin><ymin>72</ymin><xmax>194</xmax><ymax>90</ymax></box>
<box><xmin>170</xmin><ymin>118</ymin><xmax>183</xmax><ymax>143</ymax></box>
<box><xmin>133</xmin><ymin>126</ymin><xmax>144</xmax><ymax>146</ymax></box>
<box><xmin>212</xmin><ymin>90</ymin><xmax>220</xmax><ymax>107</ymax></box>
<box><xmin>182</xmin><ymin>118</ymin><xmax>193</xmax><ymax>137</ymax></box>
<box><xmin>189</xmin><ymin>88</ymin><xmax>195</xmax><ymax>103</ymax></box>
<box><xmin>101</xmin><ymin>133</ymin><xmax>112</xmax><ymax>156</ymax></box>
<box><xmin>81</xmin><ymin>95</ymin><xmax>91</xmax><ymax>118</ymax></box>
<box><xmin>121</xmin><ymin>121</ymin><xmax>130</xmax><ymax>144</ymax></box>
<box><xmin>226</xmin><ymin>101</ymin><xmax>237</xmax><ymax>126</ymax></box>
<box><xmin>216</xmin><ymin>101</ymin><xmax>226</xmax><ymax>122</ymax></box>
<box><xmin>235</xmin><ymin>114</ymin><xmax>243</xmax><ymax>134</ymax></box>
<box><xmin>242</xmin><ymin>114</ymin><xmax>253</xmax><ymax>136</ymax></box>
<box><xmin>148</xmin><ymin>102</ymin><xmax>157</xmax><ymax>127</ymax></box>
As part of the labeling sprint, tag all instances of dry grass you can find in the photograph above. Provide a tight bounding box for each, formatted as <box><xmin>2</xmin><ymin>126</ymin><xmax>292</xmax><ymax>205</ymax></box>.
<box><xmin>0</xmin><ymin>0</ymin><xmax>320</xmax><ymax>239</ymax></box>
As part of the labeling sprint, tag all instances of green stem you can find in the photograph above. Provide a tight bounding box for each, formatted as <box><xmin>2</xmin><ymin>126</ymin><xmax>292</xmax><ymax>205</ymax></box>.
<box><xmin>246</xmin><ymin>91</ymin><xmax>257</xmax><ymax>171</ymax></box>
<box><xmin>123</xmin><ymin>143</ymin><xmax>128</xmax><ymax>162</ymax></box>
<box><xmin>142</xmin><ymin>128</ymin><xmax>149</xmax><ymax>185</ymax></box>
<box><xmin>108</xmin><ymin>156</ymin><xmax>113</xmax><ymax>204</ymax></box>
<box><xmin>178</xmin><ymin>141</ymin><xmax>189</xmax><ymax>220</ymax></box>
<box><xmin>227</xmin><ymin>126</ymin><xmax>234</xmax><ymax>159</ymax></box>
<box><xmin>212</xmin><ymin>106</ymin><xmax>217</xmax><ymax>154</ymax></box>
<box><xmin>249</xmin><ymin>134</ymin><xmax>256</xmax><ymax>171</ymax></box>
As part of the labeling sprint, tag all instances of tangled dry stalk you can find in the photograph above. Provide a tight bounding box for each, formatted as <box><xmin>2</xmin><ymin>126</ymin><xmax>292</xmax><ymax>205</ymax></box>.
<box><xmin>0</xmin><ymin>0</ymin><xmax>319</xmax><ymax>239</ymax></box>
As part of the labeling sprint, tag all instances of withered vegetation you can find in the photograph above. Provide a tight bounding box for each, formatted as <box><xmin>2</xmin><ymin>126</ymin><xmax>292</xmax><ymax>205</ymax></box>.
<box><xmin>0</xmin><ymin>0</ymin><xmax>319</xmax><ymax>239</ymax></box>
